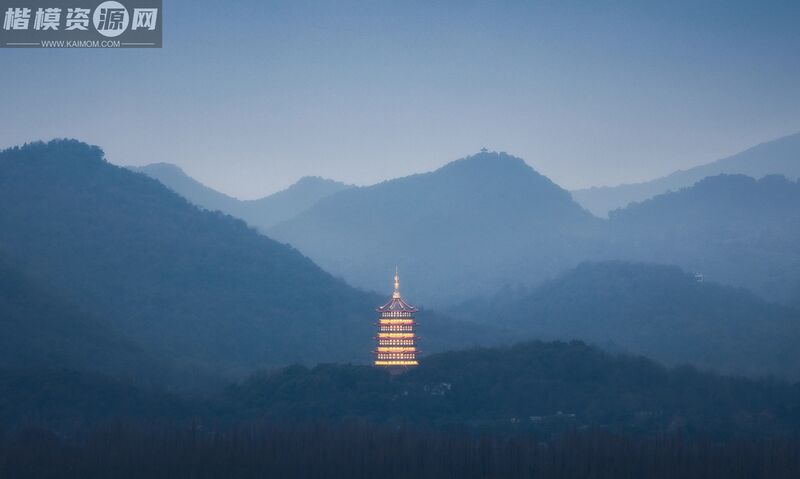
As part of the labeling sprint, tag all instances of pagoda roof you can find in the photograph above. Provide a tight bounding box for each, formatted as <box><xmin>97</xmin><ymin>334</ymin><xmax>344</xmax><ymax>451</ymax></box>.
<box><xmin>377</xmin><ymin>295</ymin><xmax>417</xmax><ymax>313</ymax></box>
<box><xmin>377</xmin><ymin>269</ymin><xmax>417</xmax><ymax>312</ymax></box>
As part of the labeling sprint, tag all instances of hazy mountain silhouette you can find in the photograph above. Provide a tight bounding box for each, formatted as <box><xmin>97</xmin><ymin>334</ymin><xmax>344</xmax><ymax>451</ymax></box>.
<box><xmin>130</xmin><ymin>163</ymin><xmax>353</xmax><ymax>230</ymax></box>
<box><xmin>4</xmin><ymin>140</ymin><xmax>797</xmax><ymax>383</ymax></box>
<box><xmin>269</xmin><ymin>151</ymin><xmax>602</xmax><ymax>306</ymax></box>
<box><xmin>0</xmin><ymin>140</ymin><xmax>502</xmax><ymax>383</ymax></box>
<box><xmin>573</xmin><ymin>132</ymin><xmax>800</xmax><ymax>216</ymax></box>
<box><xmin>129</xmin><ymin>162</ymin><xmax>243</xmax><ymax>215</ymax></box>
<box><xmin>0</xmin><ymin>257</ymin><xmax>150</xmax><ymax>377</ymax></box>
<box><xmin>450</xmin><ymin>261</ymin><xmax>800</xmax><ymax>379</ymax></box>
<box><xmin>267</xmin><ymin>151</ymin><xmax>800</xmax><ymax>308</ymax></box>
<box><xmin>607</xmin><ymin>174</ymin><xmax>800</xmax><ymax>306</ymax></box>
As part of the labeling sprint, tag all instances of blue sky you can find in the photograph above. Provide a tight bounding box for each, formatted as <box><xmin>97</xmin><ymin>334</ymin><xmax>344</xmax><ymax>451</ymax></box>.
<box><xmin>2</xmin><ymin>0</ymin><xmax>799</xmax><ymax>197</ymax></box>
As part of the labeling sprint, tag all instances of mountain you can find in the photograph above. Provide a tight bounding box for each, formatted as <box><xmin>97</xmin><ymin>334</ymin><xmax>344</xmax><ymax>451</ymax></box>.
<box><xmin>128</xmin><ymin>162</ymin><xmax>244</xmax><ymax>216</ymax></box>
<box><xmin>449</xmin><ymin>261</ymin><xmax>800</xmax><ymax>379</ymax></box>
<box><xmin>130</xmin><ymin>163</ymin><xmax>353</xmax><ymax>230</ymax></box>
<box><xmin>573</xmin><ymin>132</ymin><xmax>800</xmax><ymax>217</ymax></box>
<box><xmin>245</xmin><ymin>176</ymin><xmax>355</xmax><ymax>229</ymax></box>
<box><xmin>0</xmin><ymin>257</ymin><xmax>149</xmax><ymax>378</ymax></box>
<box><xmin>607</xmin><ymin>174</ymin><xmax>800</xmax><ymax>306</ymax></box>
<box><xmin>0</xmin><ymin>140</ymin><xmax>502</xmax><ymax>381</ymax></box>
<box><xmin>269</xmin><ymin>150</ymin><xmax>602</xmax><ymax>306</ymax></box>
<box><xmin>136</xmin><ymin>149</ymin><xmax>800</xmax><ymax>310</ymax></box>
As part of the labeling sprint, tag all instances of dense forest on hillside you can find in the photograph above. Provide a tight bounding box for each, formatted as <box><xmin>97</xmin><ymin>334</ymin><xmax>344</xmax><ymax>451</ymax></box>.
<box><xmin>1</xmin><ymin>341</ymin><xmax>800</xmax><ymax>478</ymax></box>
<box><xmin>3</xmin><ymin>341</ymin><xmax>798</xmax><ymax>438</ymax></box>
<box><xmin>227</xmin><ymin>341</ymin><xmax>800</xmax><ymax>437</ymax></box>
<box><xmin>0</xmin><ymin>259</ymin><xmax>153</xmax><ymax>379</ymax></box>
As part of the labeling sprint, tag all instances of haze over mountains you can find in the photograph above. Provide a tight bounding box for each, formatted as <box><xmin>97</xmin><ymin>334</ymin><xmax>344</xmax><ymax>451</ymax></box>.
<box><xmin>270</xmin><ymin>151</ymin><xmax>602</xmax><ymax>306</ymax></box>
<box><xmin>0</xmin><ymin>140</ymin><xmax>496</xmax><ymax>385</ymax></box>
<box><xmin>133</xmin><ymin>135</ymin><xmax>800</xmax><ymax>309</ymax></box>
<box><xmin>130</xmin><ymin>162</ymin><xmax>352</xmax><ymax>231</ymax></box>
<box><xmin>573</xmin><ymin>132</ymin><xmax>800</xmax><ymax>217</ymax></box>
<box><xmin>1</xmin><ymin>138</ymin><xmax>799</xmax><ymax>387</ymax></box>
<box><xmin>606</xmin><ymin>174</ymin><xmax>800</xmax><ymax>306</ymax></box>
<box><xmin>128</xmin><ymin>141</ymin><xmax>800</xmax><ymax>379</ymax></box>
<box><xmin>451</xmin><ymin>262</ymin><xmax>800</xmax><ymax>379</ymax></box>
<box><xmin>268</xmin><ymin>153</ymin><xmax>800</xmax><ymax>308</ymax></box>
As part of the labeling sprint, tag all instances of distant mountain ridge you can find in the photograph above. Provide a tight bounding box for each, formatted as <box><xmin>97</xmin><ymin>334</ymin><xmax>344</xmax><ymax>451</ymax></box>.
<box><xmin>572</xmin><ymin>132</ymin><xmax>800</xmax><ymax>217</ymax></box>
<box><xmin>265</xmin><ymin>151</ymin><xmax>799</xmax><ymax>308</ymax></box>
<box><xmin>129</xmin><ymin>143</ymin><xmax>800</xmax><ymax>309</ymax></box>
<box><xmin>269</xmin><ymin>150</ymin><xmax>602</xmax><ymax>306</ymax></box>
<box><xmin>450</xmin><ymin>261</ymin><xmax>800</xmax><ymax>379</ymax></box>
<box><xmin>0</xmin><ymin>140</ymin><xmax>502</xmax><ymax>384</ymax></box>
<box><xmin>2</xmin><ymin>139</ymin><xmax>799</xmax><ymax>384</ymax></box>
<box><xmin>129</xmin><ymin>162</ymin><xmax>353</xmax><ymax>230</ymax></box>
<box><xmin>128</xmin><ymin>162</ymin><xmax>243</xmax><ymax>215</ymax></box>
<box><xmin>606</xmin><ymin>174</ymin><xmax>800</xmax><ymax>306</ymax></box>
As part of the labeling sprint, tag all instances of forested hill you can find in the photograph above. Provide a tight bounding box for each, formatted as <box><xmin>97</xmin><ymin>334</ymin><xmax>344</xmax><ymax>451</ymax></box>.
<box><xmin>449</xmin><ymin>261</ymin><xmax>800</xmax><ymax>379</ymax></box>
<box><xmin>0</xmin><ymin>258</ymin><xmax>150</xmax><ymax>378</ymax></box>
<box><xmin>3</xmin><ymin>340</ymin><xmax>799</xmax><ymax>438</ymax></box>
<box><xmin>269</xmin><ymin>150</ymin><xmax>602</xmax><ymax>305</ymax></box>
<box><xmin>0</xmin><ymin>140</ymin><xmax>501</xmax><ymax>383</ymax></box>
<box><xmin>607</xmin><ymin>174</ymin><xmax>800</xmax><ymax>307</ymax></box>
<box><xmin>610</xmin><ymin>173</ymin><xmax>800</xmax><ymax>227</ymax></box>
<box><xmin>3</xmin><ymin>340</ymin><xmax>800</xmax><ymax>478</ymax></box>
<box><xmin>199</xmin><ymin>340</ymin><xmax>800</xmax><ymax>436</ymax></box>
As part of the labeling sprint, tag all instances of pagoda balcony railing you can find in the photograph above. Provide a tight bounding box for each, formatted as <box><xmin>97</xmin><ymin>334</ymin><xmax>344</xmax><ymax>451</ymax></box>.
<box><xmin>375</xmin><ymin>347</ymin><xmax>417</xmax><ymax>352</ymax></box>
<box><xmin>374</xmin><ymin>360</ymin><xmax>419</xmax><ymax>366</ymax></box>
<box><xmin>379</xmin><ymin>312</ymin><xmax>415</xmax><ymax>318</ymax></box>
<box><xmin>377</xmin><ymin>332</ymin><xmax>415</xmax><ymax>339</ymax></box>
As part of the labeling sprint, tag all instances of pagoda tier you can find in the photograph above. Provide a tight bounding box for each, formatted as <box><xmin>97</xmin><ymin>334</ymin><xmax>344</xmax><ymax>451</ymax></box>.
<box><xmin>374</xmin><ymin>270</ymin><xmax>419</xmax><ymax>368</ymax></box>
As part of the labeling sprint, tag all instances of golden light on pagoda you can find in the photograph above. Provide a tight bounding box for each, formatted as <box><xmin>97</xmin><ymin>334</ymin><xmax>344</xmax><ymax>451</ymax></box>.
<box><xmin>374</xmin><ymin>268</ymin><xmax>419</xmax><ymax>370</ymax></box>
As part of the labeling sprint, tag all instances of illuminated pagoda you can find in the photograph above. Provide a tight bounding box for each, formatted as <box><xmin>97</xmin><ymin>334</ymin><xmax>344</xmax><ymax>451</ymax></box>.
<box><xmin>374</xmin><ymin>269</ymin><xmax>419</xmax><ymax>369</ymax></box>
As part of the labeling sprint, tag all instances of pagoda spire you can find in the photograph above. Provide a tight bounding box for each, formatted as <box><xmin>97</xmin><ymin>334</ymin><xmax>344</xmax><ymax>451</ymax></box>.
<box><xmin>393</xmin><ymin>267</ymin><xmax>401</xmax><ymax>299</ymax></box>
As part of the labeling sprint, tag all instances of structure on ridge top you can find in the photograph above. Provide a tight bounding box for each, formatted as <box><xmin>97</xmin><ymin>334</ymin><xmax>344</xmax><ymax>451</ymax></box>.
<box><xmin>374</xmin><ymin>268</ymin><xmax>419</xmax><ymax>370</ymax></box>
